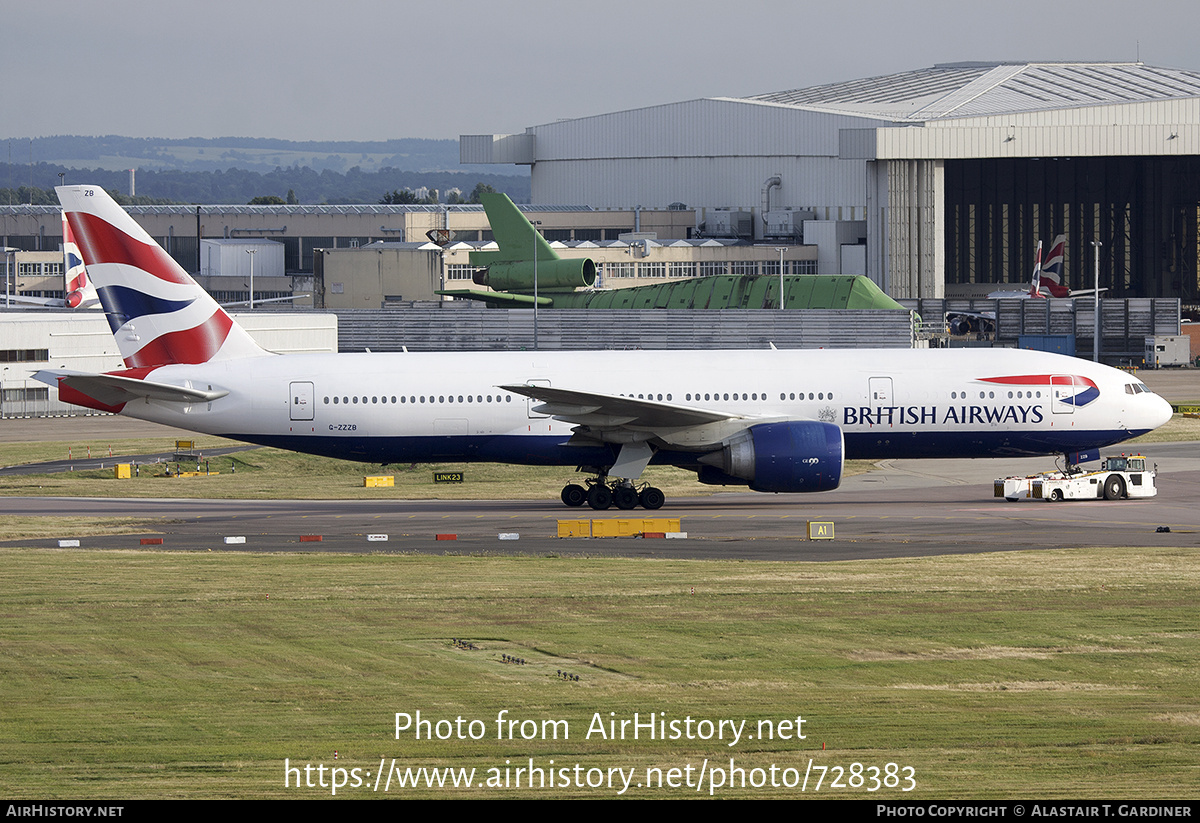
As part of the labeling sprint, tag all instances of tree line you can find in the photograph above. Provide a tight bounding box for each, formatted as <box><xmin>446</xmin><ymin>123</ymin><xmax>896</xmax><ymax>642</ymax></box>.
<box><xmin>0</xmin><ymin>163</ymin><xmax>529</xmax><ymax>206</ymax></box>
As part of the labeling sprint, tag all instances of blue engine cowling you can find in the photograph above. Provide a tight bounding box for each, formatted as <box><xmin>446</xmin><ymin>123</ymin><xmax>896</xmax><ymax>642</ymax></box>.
<box><xmin>698</xmin><ymin>421</ymin><xmax>843</xmax><ymax>493</ymax></box>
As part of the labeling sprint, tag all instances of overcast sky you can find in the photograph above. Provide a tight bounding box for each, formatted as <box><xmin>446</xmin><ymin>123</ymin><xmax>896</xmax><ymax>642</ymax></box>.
<box><xmin>4</xmin><ymin>0</ymin><xmax>1199</xmax><ymax>142</ymax></box>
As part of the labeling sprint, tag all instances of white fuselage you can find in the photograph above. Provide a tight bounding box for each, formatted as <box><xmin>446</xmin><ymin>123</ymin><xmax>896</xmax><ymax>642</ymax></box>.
<box><xmin>121</xmin><ymin>347</ymin><xmax>1171</xmax><ymax>467</ymax></box>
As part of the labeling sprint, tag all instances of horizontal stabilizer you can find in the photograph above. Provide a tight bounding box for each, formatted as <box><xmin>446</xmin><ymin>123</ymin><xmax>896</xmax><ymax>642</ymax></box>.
<box><xmin>34</xmin><ymin>369</ymin><xmax>229</xmax><ymax>407</ymax></box>
<box><xmin>436</xmin><ymin>289</ymin><xmax>553</xmax><ymax>307</ymax></box>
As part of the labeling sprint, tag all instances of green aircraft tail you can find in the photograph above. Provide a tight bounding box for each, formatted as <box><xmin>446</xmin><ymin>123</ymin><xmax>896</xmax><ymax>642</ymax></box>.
<box><xmin>465</xmin><ymin>193</ymin><xmax>596</xmax><ymax>293</ymax></box>
<box><xmin>470</xmin><ymin>193</ymin><xmax>558</xmax><ymax>265</ymax></box>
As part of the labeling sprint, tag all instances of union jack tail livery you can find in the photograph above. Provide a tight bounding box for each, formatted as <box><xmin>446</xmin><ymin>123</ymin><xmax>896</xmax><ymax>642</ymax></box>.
<box><xmin>1035</xmin><ymin>234</ymin><xmax>1070</xmax><ymax>298</ymax></box>
<box><xmin>61</xmin><ymin>210</ymin><xmax>98</xmax><ymax>309</ymax></box>
<box><xmin>1028</xmin><ymin>240</ymin><xmax>1045</xmax><ymax>297</ymax></box>
<box><xmin>57</xmin><ymin>185</ymin><xmax>265</xmax><ymax>368</ymax></box>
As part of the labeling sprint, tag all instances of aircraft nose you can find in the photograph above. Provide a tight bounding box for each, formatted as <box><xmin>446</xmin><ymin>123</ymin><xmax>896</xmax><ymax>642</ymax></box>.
<box><xmin>1147</xmin><ymin>394</ymin><xmax>1173</xmax><ymax>431</ymax></box>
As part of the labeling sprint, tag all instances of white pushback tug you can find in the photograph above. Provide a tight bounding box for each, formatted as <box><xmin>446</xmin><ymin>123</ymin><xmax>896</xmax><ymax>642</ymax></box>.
<box><xmin>997</xmin><ymin>454</ymin><xmax>1157</xmax><ymax>502</ymax></box>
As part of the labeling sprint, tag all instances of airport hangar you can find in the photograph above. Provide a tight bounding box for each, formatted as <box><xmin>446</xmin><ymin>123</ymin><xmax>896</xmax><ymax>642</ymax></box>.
<box><xmin>461</xmin><ymin>61</ymin><xmax>1200</xmax><ymax>304</ymax></box>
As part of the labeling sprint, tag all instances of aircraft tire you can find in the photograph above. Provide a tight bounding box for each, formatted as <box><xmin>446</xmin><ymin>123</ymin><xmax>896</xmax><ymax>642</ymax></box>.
<box><xmin>587</xmin><ymin>485</ymin><xmax>613</xmax><ymax>510</ymax></box>
<box><xmin>1104</xmin><ymin>475</ymin><xmax>1125</xmax><ymax>501</ymax></box>
<box><xmin>613</xmin><ymin>486</ymin><xmax>639</xmax><ymax>510</ymax></box>
<box><xmin>639</xmin><ymin>487</ymin><xmax>665</xmax><ymax>510</ymax></box>
<box><xmin>561</xmin><ymin>484</ymin><xmax>586</xmax><ymax>507</ymax></box>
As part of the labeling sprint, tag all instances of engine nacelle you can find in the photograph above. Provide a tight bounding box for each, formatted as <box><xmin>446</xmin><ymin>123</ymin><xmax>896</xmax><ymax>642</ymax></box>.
<box><xmin>698</xmin><ymin>421</ymin><xmax>843</xmax><ymax>493</ymax></box>
<box><xmin>474</xmin><ymin>258</ymin><xmax>596</xmax><ymax>293</ymax></box>
<box><xmin>696</xmin><ymin>466</ymin><xmax>750</xmax><ymax>487</ymax></box>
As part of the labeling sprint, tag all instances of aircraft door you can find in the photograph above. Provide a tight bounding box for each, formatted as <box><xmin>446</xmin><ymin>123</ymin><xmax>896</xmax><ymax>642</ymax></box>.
<box><xmin>525</xmin><ymin>379</ymin><xmax>551</xmax><ymax>418</ymax></box>
<box><xmin>290</xmin><ymin>381</ymin><xmax>314</xmax><ymax>421</ymax></box>
<box><xmin>869</xmin><ymin>377</ymin><xmax>893</xmax><ymax>405</ymax></box>
<box><xmin>1051</xmin><ymin>375</ymin><xmax>1075</xmax><ymax>414</ymax></box>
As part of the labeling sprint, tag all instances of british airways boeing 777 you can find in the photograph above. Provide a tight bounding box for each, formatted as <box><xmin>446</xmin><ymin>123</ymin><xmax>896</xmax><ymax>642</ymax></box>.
<box><xmin>35</xmin><ymin>186</ymin><xmax>1172</xmax><ymax>510</ymax></box>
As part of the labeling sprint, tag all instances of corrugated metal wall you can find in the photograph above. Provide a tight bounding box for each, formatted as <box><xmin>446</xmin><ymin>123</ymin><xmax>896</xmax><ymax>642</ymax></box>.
<box><xmin>333</xmin><ymin>307</ymin><xmax>915</xmax><ymax>353</ymax></box>
<box><xmin>900</xmin><ymin>297</ymin><xmax>1181</xmax><ymax>361</ymax></box>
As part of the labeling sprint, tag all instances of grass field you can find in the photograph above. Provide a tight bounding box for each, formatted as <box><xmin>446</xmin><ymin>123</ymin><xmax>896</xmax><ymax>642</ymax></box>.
<box><xmin>0</xmin><ymin>413</ymin><xmax>1193</xmax><ymax>502</ymax></box>
<box><xmin>0</xmin><ymin>436</ymin><xmax>877</xmax><ymax>501</ymax></box>
<box><xmin>2</xmin><ymin>546</ymin><xmax>1197</xmax><ymax>799</ymax></box>
<box><xmin>2</xmin><ymin>417</ymin><xmax>1197</xmax><ymax>798</ymax></box>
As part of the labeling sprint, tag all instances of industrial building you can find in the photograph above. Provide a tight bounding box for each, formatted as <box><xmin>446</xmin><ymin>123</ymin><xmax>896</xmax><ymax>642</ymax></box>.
<box><xmin>462</xmin><ymin>61</ymin><xmax>1200</xmax><ymax>303</ymax></box>
<box><xmin>0</xmin><ymin>202</ymin><xmax>698</xmax><ymax>307</ymax></box>
<box><xmin>313</xmin><ymin>237</ymin><xmax>819</xmax><ymax>307</ymax></box>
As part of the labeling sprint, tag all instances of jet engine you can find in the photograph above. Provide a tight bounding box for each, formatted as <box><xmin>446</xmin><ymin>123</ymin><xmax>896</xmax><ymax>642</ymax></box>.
<box><xmin>696</xmin><ymin>421</ymin><xmax>843</xmax><ymax>493</ymax></box>
<box><xmin>473</xmin><ymin>258</ymin><xmax>597</xmax><ymax>293</ymax></box>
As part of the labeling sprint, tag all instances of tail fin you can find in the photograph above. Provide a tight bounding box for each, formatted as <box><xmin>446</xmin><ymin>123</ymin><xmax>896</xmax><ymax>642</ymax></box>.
<box><xmin>471</xmin><ymin>192</ymin><xmax>559</xmax><ymax>265</ymax></box>
<box><xmin>1040</xmin><ymin>234</ymin><xmax>1066</xmax><ymax>284</ymax></box>
<box><xmin>1038</xmin><ymin>234</ymin><xmax>1070</xmax><ymax>297</ymax></box>
<box><xmin>61</xmin><ymin>210</ymin><xmax>98</xmax><ymax>308</ymax></box>
<box><xmin>1029</xmin><ymin>240</ymin><xmax>1044</xmax><ymax>297</ymax></box>
<box><xmin>56</xmin><ymin>185</ymin><xmax>266</xmax><ymax>368</ymax></box>
<box><xmin>462</xmin><ymin>192</ymin><xmax>596</xmax><ymax>295</ymax></box>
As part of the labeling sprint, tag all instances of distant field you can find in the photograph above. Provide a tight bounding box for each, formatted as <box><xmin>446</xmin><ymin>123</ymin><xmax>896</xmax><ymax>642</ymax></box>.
<box><xmin>1127</xmin><ymin>413</ymin><xmax>1200</xmax><ymax>443</ymax></box>
<box><xmin>2</xmin><ymin>546</ymin><xmax>1196</xmax><ymax>798</ymax></box>
<box><xmin>0</xmin><ymin>437</ymin><xmax>875</xmax><ymax>501</ymax></box>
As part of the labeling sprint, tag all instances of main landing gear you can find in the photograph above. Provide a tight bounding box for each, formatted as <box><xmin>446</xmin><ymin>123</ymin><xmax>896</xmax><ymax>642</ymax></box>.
<box><xmin>560</xmin><ymin>475</ymin><xmax>665</xmax><ymax>511</ymax></box>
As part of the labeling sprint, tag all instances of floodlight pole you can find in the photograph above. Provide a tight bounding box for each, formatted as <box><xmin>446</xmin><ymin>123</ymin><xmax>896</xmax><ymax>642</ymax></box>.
<box><xmin>1</xmin><ymin>247</ymin><xmax>18</xmax><ymax>308</ymax></box>
<box><xmin>1091</xmin><ymin>241</ymin><xmax>1101</xmax><ymax>363</ymax></box>
<box><xmin>532</xmin><ymin>220</ymin><xmax>542</xmax><ymax>350</ymax></box>
<box><xmin>246</xmin><ymin>248</ymin><xmax>256</xmax><ymax>309</ymax></box>
<box><xmin>774</xmin><ymin>247</ymin><xmax>786</xmax><ymax>309</ymax></box>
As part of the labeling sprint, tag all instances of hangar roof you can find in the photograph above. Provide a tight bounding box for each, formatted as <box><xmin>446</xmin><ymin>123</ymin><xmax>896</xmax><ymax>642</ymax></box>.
<box><xmin>742</xmin><ymin>62</ymin><xmax>1200</xmax><ymax>121</ymax></box>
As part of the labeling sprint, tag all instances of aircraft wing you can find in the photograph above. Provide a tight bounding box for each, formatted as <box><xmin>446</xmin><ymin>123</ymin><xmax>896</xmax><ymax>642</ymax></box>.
<box><xmin>33</xmin><ymin>369</ymin><xmax>229</xmax><ymax>406</ymax></box>
<box><xmin>2</xmin><ymin>294</ymin><xmax>68</xmax><ymax>308</ymax></box>
<box><xmin>221</xmin><ymin>294</ymin><xmax>311</xmax><ymax>308</ymax></box>
<box><xmin>498</xmin><ymin>383</ymin><xmax>751</xmax><ymax>430</ymax></box>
